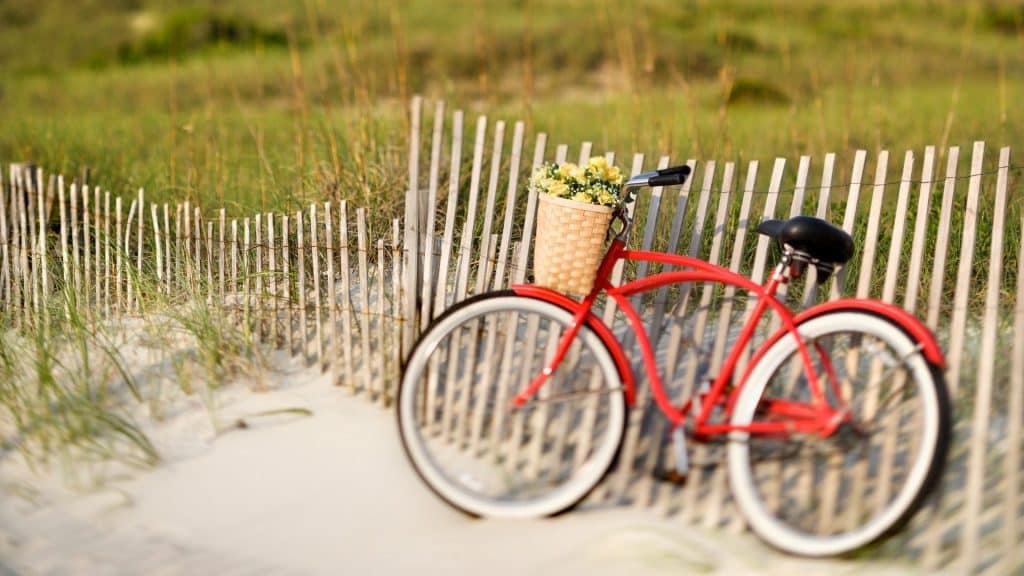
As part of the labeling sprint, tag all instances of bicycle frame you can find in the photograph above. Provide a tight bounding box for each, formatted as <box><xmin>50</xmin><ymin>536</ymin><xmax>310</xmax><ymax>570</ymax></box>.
<box><xmin>510</xmin><ymin>177</ymin><xmax>946</xmax><ymax>439</ymax></box>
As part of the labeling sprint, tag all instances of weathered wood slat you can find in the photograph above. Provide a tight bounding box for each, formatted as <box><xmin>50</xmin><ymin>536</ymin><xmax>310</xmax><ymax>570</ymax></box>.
<box><xmin>513</xmin><ymin>133</ymin><xmax>548</xmax><ymax>284</ymax></box>
<box><xmin>70</xmin><ymin>182</ymin><xmax>80</xmax><ymax>299</ymax></box>
<box><xmin>244</xmin><ymin>217</ymin><xmax>252</xmax><ymax>333</ymax></box>
<box><xmin>150</xmin><ymin>204</ymin><xmax>162</xmax><ymax>293</ymax></box>
<box><xmin>649</xmin><ymin>158</ymin><xmax>698</xmax><ymax>346</ymax></box>
<box><xmin>115</xmin><ymin>197</ymin><xmax>123</xmax><ymax>315</ymax></box>
<box><xmin>492</xmin><ymin>121</ymin><xmax>525</xmax><ymax>290</ymax></box>
<box><xmin>474</xmin><ymin>121</ymin><xmax>505</xmax><ymax>294</ymax></box>
<box><xmin>432</xmin><ymin>110</ymin><xmax>464</xmax><ymax>318</ymax></box>
<box><xmin>959</xmin><ymin>146</ymin><xmax>1010</xmax><ymax>571</ymax></box>
<box><xmin>376</xmin><ymin>238</ymin><xmax>387</xmax><ymax>404</ymax></box>
<box><xmin>310</xmin><ymin>205</ymin><xmax>324</xmax><ymax>369</ymax></box>
<box><xmin>799</xmin><ymin>153</ymin><xmax>835</xmax><ymax>306</ymax></box>
<box><xmin>607</xmin><ymin>153</ymin><xmax>648</xmax><ymax>503</ymax></box>
<box><xmin>338</xmin><ymin>203</ymin><xmax>355</xmax><ymax>391</ymax></box>
<box><xmin>325</xmin><ymin>203</ymin><xmax>338</xmax><ymax>379</ymax></box>
<box><xmin>219</xmin><ymin>210</ymin><xmax>227</xmax><ymax>305</ymax></box>
<box><xmin>454</xmin><ymin>116</ymin><xmax>488</xmax><ymax>301</ymax></box>
<box><xmin>403</xmin><ymin>95</ymin><xmax>423</xmax><ymax>356</ymax></box>
<box><xmin>295</xmin><ymin>213</ymin><xmax>307</xmax><ymax>363</ymax></box>
<box><xmin>0</xmin><ymin>172</ymin><xmax>10</xmax><ymax>308</ymax></box>
<box><xmin>831</xmin><ymin>150</ymin><xmax>867</xmax><ymax>299</ymax></box>
<box><xmin>420</xmin><ymin>100</ymin><xmax>445</xmax><ymax>330</ymax></box>
<box><xmin>1003</xmin><ymin>211</ymin><xmax>1024</xmax><ymax>575</ymax></box>
<box><xmin>701</xmin><ymin>160</ymin><xmax>758</xmax><ymax>528</ymax></box>
<box><xmin>83</xmin><ymin>187</ymin><xmax>92</xmax><ymax>310</ymax></box>
<box><xmin>136</xmin><ymin>189</ymin><xmax>144</xmax><ymax>312</ymax></box>
<box><xmin>925</xmin><ymin>147</ymin><xmax>961</xmax><ymax>329</ymax></box>
<box><xmin>920</xmin><ymin>145</ymin><xmax>963</xmax><ymax>571</ymax></box>
<box><xmin>946</xmin><ymin>142</ymin><xmax>986</xmax><ymax>397</ymax></box>
<box><xmin>854</xmin><ymin>150</ymin><xmax>890</xmax><ymax>299</ymax></box>
<box><xmin>282</xmin><ymin>215</ymin><xmax>293</xmax><ymax>355</ymax></box>
<box><xmin>903</xmin><ymin>146</ymin><xmax>936</xmax><ymax>314</ymax></box>
<box><xmin>357</xmin><ymin>208</ymin><xmax>372</xmax><ymax>396</ymax></box>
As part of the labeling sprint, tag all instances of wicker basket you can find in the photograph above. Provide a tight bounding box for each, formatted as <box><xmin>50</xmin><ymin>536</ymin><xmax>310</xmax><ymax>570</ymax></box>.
<box><xmin>533</xmin><ymin>194</ymin><xmax>614</xmax><ymax>294</ymax></box>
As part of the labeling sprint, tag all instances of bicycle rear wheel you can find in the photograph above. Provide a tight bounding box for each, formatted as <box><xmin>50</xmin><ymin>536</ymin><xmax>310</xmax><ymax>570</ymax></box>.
<box><xmin>398</xmin><ymin>291</ymin><xmax>627</xmax><ymax>518</ymax></box>
<box><xmin>728</xmin><ymin>311</ymin><xmax>951</xmax><ymax>557</ymax></box>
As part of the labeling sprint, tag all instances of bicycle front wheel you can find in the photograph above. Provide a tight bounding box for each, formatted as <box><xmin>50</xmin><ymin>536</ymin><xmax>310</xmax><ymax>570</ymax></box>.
<box><xmin>398</xmin><ymin>291</ymin><xmax>627</xmax><ymax>519</ymax></box>
<box><xmin>728</xmin><ymin>310</ymin><xmax>951</xmax><ymax>557</ymax></box>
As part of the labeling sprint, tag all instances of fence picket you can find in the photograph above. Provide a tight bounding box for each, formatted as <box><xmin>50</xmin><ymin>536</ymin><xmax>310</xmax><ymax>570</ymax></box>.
<box><xmin>376</xmin><ymin>238</ymin><xmax>387</xmax><ymax>403</ymax></box>
<box><xmin>904</xmin><ymin>146</ymin><xmax>936</xmax><ymax>314</ymax></box>
<box><xmin>831</xmin><ymin>150</ymin><xmax>867</xmax><ymax>299</ymax></box>
<box><xmin>701</xmin><ymin>160</ymin><xmax>759</xmax><ymax>527</ymax></box>
<box><xmin>325</xmin><ymin>203</ymin><xmax>338</xmax><ymax>378</ymax></box>
<box><xmin>947</xmin><ymin>142</ymin><xmax>985</xmax><ymax>397</ymax></box>
<box><xmin>82</xmin><ymin>187</ymin><xmax>91</xmax><ymax>310</ymax></box>
<box><xmin>219</xmin><ymin>210</ymin><xmax>226</xmax><ymax>305</ymax></box>
<box><xmin>433</xmin><ymin>110</ymin><xmax>464</xmax><ymax>319</ymax></box>
<box><xmin>295</xmin><ymin>213</ymin><xmax>307</xmax><ymax>363</ymax></box>
<box><xmin>420</xmin><ymin>100</ymin><xmax>445</xmax><ymax>330</ymax></box>
<box><xmin>136</xmin><ymin>189</ymin><xmax>144</xmax><ymax>311</ymax></box>
<box><xmin>256</xmin><ymin>214</ymin><xmax>264</xmax><ymax>340</ymax></box>
<box><xmin>310</xmin><ymin>205</ymin><xmax>324</xmax><ymax>369</ymax></box>
<box><xmin>151</xmin><ymin>204</ymin><xmax>162</xmax><ymax>290</ymax></box>
<box><xmin>70</xmin><ymin>182</ymin><xmax>80</xmax><ymax>298</ymax></box>
<box><xmin>281</xmin><ymin>215</ymin><xmax>292</xmax><ymax>354</ymax></box>
<box><xmin>206</xmin><ymin>221</ymin><xmax>213</xmax><ymax>304</ymax></box>
<box><xmin>0</xmin><ymin>173</ymin><xmax>9</xmax><ymax>309</ymax></box>
<box><xmin>492</xmin><ymin>121</ymin><xmax>525</xmax><ymax>290</ymax></box>
<box><xmin>606</xmin><ymin>153</ymin><xmax>647</xmax><ymax>502</ymax></box>
<box><xmin>513</xmin><ymin>133</ymin><xmax>548</xmax><ymax>284</ymax></box>
<box><xmin>473</xmin><ymin>121</ymin><xmax>505</xmax><ymax>294</ymax></box>
<box><xmin>920</xmin><ymin>145</ymin><xmax>964</xmax><ymax>571</ymax></box>
<box><xmin>114</xmin><ymin>196</ymin><xmax>122</xmax><ymax>315</ymax></box>
<box><xmin>35</xmin><ymin>171</ymin><xmax>48</xmax><ymax>317</ymax></box>
<box><xmin>1003</xmin><ymin>213</ymin><xmax>1024</xmax><ymax>575</ymax></box>
<box><xmin>357</xmin><ymin>208</ymin><xmax>372</xmax><ymax>396</ymax></box>
<box><xmin>454</xmin><ymin>116</ymin><xmax>488</xmax><ymax>301</ymax></box>
<box><xmin>338</xmin><ymin>203</ymin><xmax>355</xmax><ymax>391</ymax></box>
<box><xmin>403</xmin><ymin>95</ymin><xmax>422</xmax><ymax>356</ymax></box>
<box><xmin>960</xmin><ymin>146</ymin><xmax>1009</xmax><ymax>571</ymax></box>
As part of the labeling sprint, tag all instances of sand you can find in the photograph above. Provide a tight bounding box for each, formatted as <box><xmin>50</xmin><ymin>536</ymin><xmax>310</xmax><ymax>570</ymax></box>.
<box><xmin>0</xmin><ymin>356</ymin><xmax>927</xmax><ymax>575</ymax></box>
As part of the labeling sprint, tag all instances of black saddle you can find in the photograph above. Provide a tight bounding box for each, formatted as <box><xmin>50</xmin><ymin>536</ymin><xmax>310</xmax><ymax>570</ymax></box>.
<box><xmin>757</xmin><ymin>216</ymin><xmax>854</xmax><ymax>269</ymax></box>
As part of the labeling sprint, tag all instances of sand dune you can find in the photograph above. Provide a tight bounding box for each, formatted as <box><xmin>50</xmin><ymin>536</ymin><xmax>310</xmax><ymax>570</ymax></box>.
<box><xmin>0</xmin><ymin>358</ymin><xmax>924</xmax><ymax>575</ymax></box>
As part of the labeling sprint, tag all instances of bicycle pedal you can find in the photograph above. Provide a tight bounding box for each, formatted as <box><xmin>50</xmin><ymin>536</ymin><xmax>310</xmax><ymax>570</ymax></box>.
<box><xmin>653</xmin><ymin>468</ymin><xmax>689</xmax><ymax>485</ymax></box>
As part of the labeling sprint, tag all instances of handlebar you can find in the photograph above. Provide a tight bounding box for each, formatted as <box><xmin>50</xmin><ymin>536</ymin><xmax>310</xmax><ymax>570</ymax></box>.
<box><xmin>624</xmin><ymin>164</ymin><xmax>692</xmax><ymax>188</ymax></box>
<box><xmin>612</xmin><ymin>164</ymin><xmax>692</xmax><ymax>243</ymax></box>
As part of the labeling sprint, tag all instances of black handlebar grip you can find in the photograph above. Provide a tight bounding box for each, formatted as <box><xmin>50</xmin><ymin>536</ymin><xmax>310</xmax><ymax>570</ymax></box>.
<box><xmin>648</xmin><ymin>171</ymin><xmax>688</xmax><ymax>187</ymax></box>
<box><xmin>656</xmin><ymin>165</ymin><xmax>692</xmax><ymax>178</ymax></box>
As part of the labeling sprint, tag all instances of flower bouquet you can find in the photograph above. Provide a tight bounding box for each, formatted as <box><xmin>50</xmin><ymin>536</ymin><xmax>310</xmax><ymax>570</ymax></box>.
<box><xmin>530</xmin><ymin>157</ymin><xmax>625</xmax><ymax>294</ymax></box>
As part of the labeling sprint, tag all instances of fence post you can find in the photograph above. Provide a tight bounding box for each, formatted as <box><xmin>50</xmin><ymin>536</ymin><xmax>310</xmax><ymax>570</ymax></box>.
<box><xmin>402</xmin><ymin>95</ymin><xmax>422</xmax><ymax>359</ymax></box>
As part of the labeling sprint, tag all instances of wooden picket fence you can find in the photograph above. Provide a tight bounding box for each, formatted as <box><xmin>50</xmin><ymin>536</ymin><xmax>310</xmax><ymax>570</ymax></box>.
<box><xmin>1</xmin><ymin>96</ymin><xmax>1022</xmax><ymax>574</ymax></box>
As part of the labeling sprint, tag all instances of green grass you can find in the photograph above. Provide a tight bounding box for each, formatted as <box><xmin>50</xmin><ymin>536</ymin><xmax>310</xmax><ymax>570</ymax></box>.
<box><xmin>0</xmin><ymin>0</ymin><xmax>1020</xmax><ymax>215</ymax></box>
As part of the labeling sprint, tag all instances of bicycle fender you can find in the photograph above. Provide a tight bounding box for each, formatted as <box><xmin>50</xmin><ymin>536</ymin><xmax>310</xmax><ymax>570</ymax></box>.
<box><xmin>512</xmin><ymin>284</ymin><xmax>637</xmax><ymax>405</ymax></box>
<box><xmin>795</xmin><ymin>299</ymin><xmax>946</xmax><ymax>368</ymax></box>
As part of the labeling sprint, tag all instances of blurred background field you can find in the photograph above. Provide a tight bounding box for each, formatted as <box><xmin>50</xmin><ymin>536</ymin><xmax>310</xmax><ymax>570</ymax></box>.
<box><xmin>0</xmin><ymin>0</ymin><xmax>1021</xmax><ymax>214</ymax></box>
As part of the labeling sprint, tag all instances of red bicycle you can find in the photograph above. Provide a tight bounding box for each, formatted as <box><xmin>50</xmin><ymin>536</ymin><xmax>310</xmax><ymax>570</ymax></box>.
<box><xmin>398</xmin><ymin>165</ymin><xmax>951</xmax><ymax>557</ymax></box>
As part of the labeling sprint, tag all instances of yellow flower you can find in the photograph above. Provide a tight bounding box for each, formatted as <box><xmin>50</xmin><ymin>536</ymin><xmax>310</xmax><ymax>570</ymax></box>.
<box><xmin>607</xmin><ymin>166</ymin><xmax>623</xmax><ymax>185</ymax></box>
<box><xmin>548</xmin><ymin>181</ymin><xmax>569</xmax><ymax>197</ymax></box>
<box><xmin>597</xmin><ymin>191</ymin><xmax>616</xmax><ymax>205</ymax></box>
<box><xmin>558</xmin><ymin>163</ymin><xmax>578</xmax><ymax>178</ymax></box>
<box><xmin>570</xmin><ymin>165</ymin><xmax>587</xmax><ymax>181</ymax></box>
<box><xmin>588</xmin><ymin>156</ymin><xmax>609</xmax><ymax>172</ymax></box>
<box><xmin>571</xmin><ymin>191</ymin><xmax>593</xmax><ymax>203</ymax></box>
